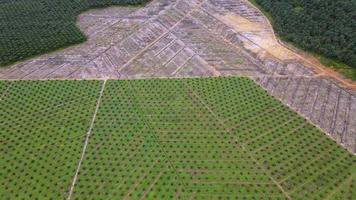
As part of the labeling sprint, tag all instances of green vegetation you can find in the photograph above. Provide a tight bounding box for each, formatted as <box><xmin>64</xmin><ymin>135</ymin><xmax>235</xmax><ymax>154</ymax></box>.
<box><xmin>1</xmin><ymin>77</ymin><xmax>355</xmax><ymax>199</ymax></box>
<box><xmin>0</xmin><ymin>0</ymin><xmax>148</xmax><ymax>67</ymax></box>
<box><xmin>318</xmin><ymin>55</ymin><xmax>356</xmax><ymax>80</ymax></box>
<box><xmin>250</xmin><ymin>0</ymin><xmax>356</xmax><ymax>79</ymax></box>
<box><xmin>0</xmin><ymin>80</ymin><xmax>102</xmax><ymax>199</ymax></box>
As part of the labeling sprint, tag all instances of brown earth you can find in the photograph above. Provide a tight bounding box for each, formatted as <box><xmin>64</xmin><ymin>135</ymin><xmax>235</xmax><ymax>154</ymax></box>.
<box><xmin>0</xmin><ymin>0</ymin><xmax>355</xmax><ymax>153</ymax></box>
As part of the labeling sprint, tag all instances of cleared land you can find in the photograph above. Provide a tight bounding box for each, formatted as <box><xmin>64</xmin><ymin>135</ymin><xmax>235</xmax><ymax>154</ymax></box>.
<box><xmin>1</xmin><ymin>1</ymin><xmax>355</xmax><ymax>199</ymax></box>
<box><xmin>1</xmin><ymin>0</ymin><xmax>355</xmax><ymax>153</ymax></box>
<box><xmin>1</xmin><ymin>77</ymin><xmax>355</xmax><ymax>199</ymax></box>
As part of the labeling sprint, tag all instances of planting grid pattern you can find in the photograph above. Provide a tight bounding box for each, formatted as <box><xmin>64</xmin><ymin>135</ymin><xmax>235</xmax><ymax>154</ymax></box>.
<box><xmin>1</xmin><ymin>77</ymin><xmax>355</xmax><ymax>199</ymax></box>
<box><xmin>0</xmin><ymin>0</ymin><xmax>355</xmax><ymax>153</ymax></box>
<box><xmin>0</xmin><ymin>81</ymin><xmax>102</xmax><ymax>199</ymax></box>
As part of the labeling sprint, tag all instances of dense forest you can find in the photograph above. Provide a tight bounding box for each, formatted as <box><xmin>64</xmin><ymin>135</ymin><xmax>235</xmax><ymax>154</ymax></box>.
<box><xmin>252</xmin><ymin>0</ymin><xmax>356</xmax><ymax>69</ymax></box>
<box><xmin>0</xmin><ymin>0</ymin><xmax>148</xmax><ymax>66</ymax></box>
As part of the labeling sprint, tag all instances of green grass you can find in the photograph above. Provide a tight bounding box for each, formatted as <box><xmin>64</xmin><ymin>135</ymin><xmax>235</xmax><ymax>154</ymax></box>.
<box><xmin>0</xmin><ymin>0</ymin><xmax>148</xmax><ymax>67</ymax></box>
<box><xmin>1</xmin><ymin>77</ymin><xmax>355</xmax><ymax>199</ymax></box>
<box><xmin>318</xmin><ymin>55</ymin><xmax>356</xmax><ymax>81</ymax></box>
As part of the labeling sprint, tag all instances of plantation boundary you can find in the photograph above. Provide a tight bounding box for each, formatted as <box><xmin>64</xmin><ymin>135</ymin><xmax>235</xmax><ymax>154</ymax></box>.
<box><xmin>66</xmin><ymin>80</ymin><xmax>107</xmax><ymax>200</ymax></box>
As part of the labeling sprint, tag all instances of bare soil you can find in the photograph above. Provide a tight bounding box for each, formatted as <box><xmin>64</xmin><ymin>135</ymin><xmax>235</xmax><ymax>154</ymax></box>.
<box><xmin>0</xmin><ymin>0</ymin><xmax>355</xmax><ymax>152</ymax></box>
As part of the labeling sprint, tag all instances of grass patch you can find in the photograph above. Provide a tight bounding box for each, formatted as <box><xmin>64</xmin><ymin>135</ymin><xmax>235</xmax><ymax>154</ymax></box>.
<box><xmin>317</xmin><ymin>55</ymin><xmax>356</xmax><ymax>81</ymax></box>
<box><xmin>1</xmin><ymin>77</ymin><xmax>355</xmax><ymax>199</ymax></box>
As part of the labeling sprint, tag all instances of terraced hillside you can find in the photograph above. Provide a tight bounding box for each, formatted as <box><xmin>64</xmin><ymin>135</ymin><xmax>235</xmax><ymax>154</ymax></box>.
<box><xmin>1</xmin><ymin>0</ymin><xmax>355</xmax><ymax>153</ymax></box>
<box><xmin>1</xmin><ymin>77</ymin><xmax>355</xmax><ymax>199</ymax></box>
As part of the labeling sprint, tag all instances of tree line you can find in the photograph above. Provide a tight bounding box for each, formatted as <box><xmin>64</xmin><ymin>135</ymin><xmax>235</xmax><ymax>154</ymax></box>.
<box><xmin>253</xmin><ymin>0</ymin><xmax>356</xmax><ymax>68</ymax></box>
<box><xmin>0</xmin><ymin>0</ymin><xmax>148</xmax><ymax>66</ymax></box>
